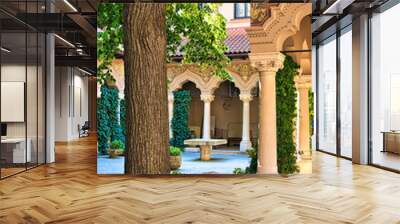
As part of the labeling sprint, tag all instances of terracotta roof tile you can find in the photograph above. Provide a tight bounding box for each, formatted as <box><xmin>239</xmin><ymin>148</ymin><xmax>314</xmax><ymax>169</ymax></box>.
<box><xmin>173</xmin><ymin>27</ymin><xmax>250</xmax><ymax>57</ymax></box>
<box><xmin>115</xmin><ymin>27</ymin><xmax>250</xmax><ymax>58</ymax></box>
<box><xmin>224</xmin><ymin>27</ymin><xmax>250</xmax><ymax>54</ymax></box>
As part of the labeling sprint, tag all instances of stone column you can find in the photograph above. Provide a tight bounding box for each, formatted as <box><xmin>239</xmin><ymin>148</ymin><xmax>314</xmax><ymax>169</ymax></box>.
<box><xmin>240</xmin><ymin>92</ymin><xmax>253</xmax><ymax>152</ymax></box>
<box><xmin>295</xmin><ymin>75</ymin><xmax>312</xmax><ymax>160</ymax></box>
<box><xmin>168</xmin><ymin>91</ymin><xmax>174</xmax><ymax>139</ymax></box>
<box><xmin>200</xmin><ymin>94</ymin><xmax>214</xmax><ymax>139</ymax></box>
<box><xmin>250</xmin><ymin>53</ymin><xmax>284</xmax><ymax>174</ymax></box>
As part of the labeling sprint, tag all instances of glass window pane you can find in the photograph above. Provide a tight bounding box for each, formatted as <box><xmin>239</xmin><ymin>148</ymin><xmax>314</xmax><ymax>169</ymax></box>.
<box><xmin>245</xmin><ymin>3</ymin><xmax>250</xmax><ymax>17</ymax></box>
<box><xmin>27</xmin><ymin>31</ymin><xmax>38</xmax><ymax>169</ymax></box>
<box><xmin>0</xmin><ymin>0</ymin><xmax>46</xmax><ymax>179</ymax></box>
<box><xmin>371</xmin><ymin>4</ymin><xmax>400</xmax><ymax>171</ymax></box>
<box><xmin>340</xmin><ymin>28</ymin><xmax>352</xmax><ymax>158</ymax></box>
<box><xmin>1</xmin><ymin>30</ymin><xmax>27</xmax><ymax>177</ymax></box>
<box><xmin>235</xmin><ymin>3</ymin><xmax>246</xmax><ymax>18</ymax></box>
<box><xmin>318</xmin><ymin>36</ymin><xmax>337</xmax><ymax>154</ymax></box>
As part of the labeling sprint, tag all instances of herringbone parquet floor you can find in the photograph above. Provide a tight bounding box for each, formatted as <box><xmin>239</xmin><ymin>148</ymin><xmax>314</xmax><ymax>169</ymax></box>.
<box><xmin>1</xmin><ymin>136</ymin><xmax>400</xmax><ymax>224</ymax></box>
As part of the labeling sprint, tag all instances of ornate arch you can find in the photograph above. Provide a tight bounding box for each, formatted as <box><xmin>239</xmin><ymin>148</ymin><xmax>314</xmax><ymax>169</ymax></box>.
<box><xmin>227</xmin><ymin>62</ymin><xmax>259</xmax><ymax>94</ymax></box>
<box><xmin>202</xmin><ymin>75</ymin><xmax>223</xmax><ymax>95</ymax></box>
<box><xmin>169</xmin><ymin>69</ymin><xmax>207</xmax><ymax>92</ymax></box>
<box><xmin>228</xmin><ymin>70</ymin><xmax>259</xmax><ymax>94</ymax></box>
<box><xmin>168</xmin><ymin>67</ymin><xmax>226</xmax><ymax>95</ymax></box>
<box><xmin>249</xmin><ymin>3</ymin><xmax>311</xmax><ymax>52</ymax></box>
<box><xmin>168</xmin><ymin>63</ymin><xmax>260</xmax><ymax>95</ymax></box>
<box><xmin>270</xmin><ymin>4</ymin><xmax>311</xmax><ymax>51</ymax></box>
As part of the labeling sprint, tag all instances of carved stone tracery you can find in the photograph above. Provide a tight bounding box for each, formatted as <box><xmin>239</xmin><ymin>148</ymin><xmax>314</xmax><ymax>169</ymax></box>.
<box><xmin>250</xmin><ymin>3</ymin><xmax>279</xmax><ymax>26</ymax></box>
<box><xmin>247</xmin><ymin>3</ymin><xmax>311</xmax><ymax>52</ymax></box>
<box><xmin>249</xmin><ymin>52</ymin><xmax>285</xmax><ymax>74</ymax></box>
<box><xmin>227</xmin><ymin>62</ymin><xmax>255</xmax><ymax>82</ymax></box>
<box><xmin>294</xmin><ymin>75</ymin><xmax>312</xmax><ymax>90</ymax></box>
<box><xmin>168</xmin><ymin>61</ymin><xmax>259</xmax><ymax>96</ymax></box>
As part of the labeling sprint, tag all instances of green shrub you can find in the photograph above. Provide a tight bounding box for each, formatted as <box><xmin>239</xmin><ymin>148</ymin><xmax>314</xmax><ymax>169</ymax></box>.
<box><xmin>120</xmin><ymin>99</ymin><xmax>126</xmax><ymax>140</ymax></box>
<box><xmin>97</xmin><ymin>85</ymin><xmax>124</xmax><ymax>155</ymax></box>
<box><xmin>233</xmin><ymin>146</ymin><xmax>257</xmax><ymax>174</ymax></box>
<box><xmin>170</xmin><ymin>90</ymin><xmax>191</xmax><ymax>148</ymax></box>
<box><xmin>276</xmin><ymin>55</ymin><xmax>299</xmax><ymax>174</ymax></box>
<box><xmin>170</xmin><ymin>170</ymin><xmax>182</xmax><ymax>175</ymax></box>
<box><xmin>309</xmin><ymin>89</ymin><xmax>314</xmax><ymax>149</ymax></box>
<box><xmin>105</xmin><ymin>86</ymin><xmax>123</xmax><ymax>143</ymax></box>
<box><xmin>169</xmin><ymin>146</ymin><xmax>181</xmax><ymax>156</ymax></box>
<box><xmin>245</xmin><ymin>147</ymin><xmax>258</xmax><ymax>174</ymax></box>
<box><xmin>233</xmin><ymin>168</ymin><xmax>245</xmax><ymax>174</ymax></box>
<box><xmin>97</xmin><ymin>90</ymin><xmax>110</xmax><ymax>155</ymax></box>
<box><xmin>110</xmin><ymin>139</ymin><xmax>125</xmax><ymax>150</ymax></box>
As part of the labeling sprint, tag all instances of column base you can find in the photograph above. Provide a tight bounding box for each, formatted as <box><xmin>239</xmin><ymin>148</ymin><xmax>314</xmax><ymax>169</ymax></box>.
<box><xmin>200</xmin><ymin>145</ymin><xmax>212</xmax><ymax>161</ymax></box>
<box><xmin>257</xmin><ymin>164</ymin><xmax>278</xmax><ymax>174</ymax></box>
<box><xmin>240</xmin><ymin>140</ymin><xmax>252</xmax><ymax>152</ymax></box>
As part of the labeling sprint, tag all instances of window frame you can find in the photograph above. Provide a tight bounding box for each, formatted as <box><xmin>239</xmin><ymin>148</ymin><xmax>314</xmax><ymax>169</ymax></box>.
<box><xmin>234</xmin><ymin>3</ymin><xmax>250</xmax><ymax>19</ymax></box>
<box><xmin>315</xmin><ymin>24</ymin><xmax>353</xmax><ymax>161</ymax></box>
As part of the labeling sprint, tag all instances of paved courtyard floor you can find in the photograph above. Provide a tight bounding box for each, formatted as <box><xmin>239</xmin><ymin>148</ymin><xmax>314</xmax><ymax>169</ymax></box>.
<box><xmin>97</xmin><ymin>155</ymin><xmax>125</xmax><ymax>174</ymax></box>
<box><xmin>179</xmin><ymin>150</ymin><xmax>250</xmax><ymax>174</ymax></box>
<box><xmin>97</xmin><ymin>149</ymin><xmax>250</xmax><ymax>174</ymax></box>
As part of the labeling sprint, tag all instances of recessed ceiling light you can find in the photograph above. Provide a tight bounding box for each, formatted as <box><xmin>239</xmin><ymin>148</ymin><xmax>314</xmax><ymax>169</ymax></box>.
<box><xmin>1</xmin><ymin>47</ymin><xmax>11</xmax><ymax>53</ymax></box>
<box><xmin>323</xmin><ymin>0</ymin><xmax>355</xmax><ymax>15</ymax></box>
<box><xmin>54</xmin><ymin>34</ymin><xmax>75</xmax><ymax>48</ymax></box>
<box><xmin>63</xmin><ymin>0</ymin><xmax>78</xmax><ymax>12</ymax></box>
<box><xmin>78</xmin><ymin>67</ymin><xmax>92</xmax><ymax>76</ymax></box>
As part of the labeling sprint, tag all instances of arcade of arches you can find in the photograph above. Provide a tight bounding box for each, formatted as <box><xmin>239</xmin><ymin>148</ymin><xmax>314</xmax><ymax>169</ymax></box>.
<box><xmin>109</xmin><ymin>3</ymin><xmax>313</xmax><ymax>174</ymax></box>
<box><xmin>167</xmin><ymin>3</ymin><xmax>312</xmax><ymax>174</ymax></box>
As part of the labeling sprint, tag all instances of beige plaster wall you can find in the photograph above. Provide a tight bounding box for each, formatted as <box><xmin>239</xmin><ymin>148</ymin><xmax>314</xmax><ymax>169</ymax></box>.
<box><xmin>181</xmin><ymin>82</ymin><xmax>203</xmax><ymax>132</ymax></box>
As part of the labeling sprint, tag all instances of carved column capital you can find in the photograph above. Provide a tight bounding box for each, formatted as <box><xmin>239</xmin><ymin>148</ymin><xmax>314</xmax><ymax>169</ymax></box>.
<box><xmin>239</xmin><ymin>93</ymin><xmax>253</xmax><ymax>102</ymax></box>
<box><xmin>294</xmin><ymin>75</ymin><xmax>312</xmax><ymax>90</ymax></box>
<box><xmin>200</xmin><ymin>94</ymin><xmax>215</xmax><ymax>103</ymax></box>
<box><xmin>249</xmin><ymin>52</ymin><xmax>285</xmax><ymax>75</ymax></box>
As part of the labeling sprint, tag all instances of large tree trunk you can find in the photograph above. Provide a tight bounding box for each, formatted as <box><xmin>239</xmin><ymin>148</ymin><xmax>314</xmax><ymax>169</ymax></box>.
<box><xmin>123</xmin><ymin>3</ymin><xmax>170</xmax><ymax>175</ymax></box>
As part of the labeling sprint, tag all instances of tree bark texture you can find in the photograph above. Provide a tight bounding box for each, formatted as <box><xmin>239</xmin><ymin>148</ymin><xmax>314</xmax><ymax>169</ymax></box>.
<box><xmin>124</xmin><ymin>3</ymin><xmax>170</xmax><ymax>175</ymax></box>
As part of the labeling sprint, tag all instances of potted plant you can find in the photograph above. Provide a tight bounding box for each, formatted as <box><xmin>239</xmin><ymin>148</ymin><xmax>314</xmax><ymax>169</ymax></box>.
<box><xmin>108</xmin><ymin>140</ymin><xmax>124</xmax><ymax>158</ymax></box>
<box><xmin>169</xmin><ymin>146</ymin><xmax>182</xmax><ymax>170</ymax></box>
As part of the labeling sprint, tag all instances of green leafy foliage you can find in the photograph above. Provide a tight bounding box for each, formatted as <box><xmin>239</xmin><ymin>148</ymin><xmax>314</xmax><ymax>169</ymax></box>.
<box><xmin>276</xmin><ymin>56</ymin><xmax>300</xmax><ymax>175</ymax></box>
<box><xmin>166</xmin><ymin>3</ymin><xmax>231</xmax><ymax>80</ymax></box>
<box><xmin>308</xmin><ymin>89</ymin><xmax>314</xmax><ymax>138</ymax></box>
<box><xmin>169</xmin><ymin>146</ymin><xmax>182</xmax><ymax>156</ymax></box>
<box><xmin>170</xmin><ymin>170</ymin><xmax>182</xmax><ymax>175</ymax></box>
<box><xmin>97</xmin><ymin>3</ymin><xmax>231</xmax><ymax>84</ymax></box>
<box><xmin>97</xmin><ymin>97</ymin><xmax>110</xmax><ymax>155</ymax></box>
<box><xmin>97</xmin><ymin>3</ymin><xmax>123</xmax><ymax>85</ymax></box>
<box><xmin>104</xmin><ymin>86</ymin><xmax>123</xmax><ymax>143</ymax></box>
<box><xmin>110</xmin><ymin>140</ymin><xmax>125</xmax><ymax>150</ymax></box>
<box><xmin>233</xmin><ymin>168</ymin><xmax>245</xmax><ymax>174</ymax></box>
<box><xmin>97</xmin><ymin>85</ymin><xmax>124</xmax><ymax>155</ymax></box>
<box><xmin>233</xmin><ymin>146</ymin><xmax>257</xmax><ymax>174</ymax></box>
<box><xmin>170</xmin><ymin>90</ymin><xmax>192</xmax><ymax>148</ymax></box>
<box><xmin>120</xmin><ymin>99</ymin><xmax>126</xmax><ymax>139</ymax></box>
<box><xmin>245</xmin><ymin>147</ymin><xmax>258</xmax><ymax>174</ymax></box>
